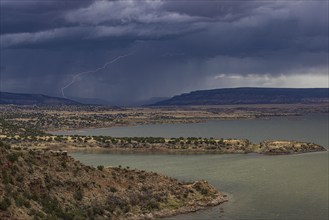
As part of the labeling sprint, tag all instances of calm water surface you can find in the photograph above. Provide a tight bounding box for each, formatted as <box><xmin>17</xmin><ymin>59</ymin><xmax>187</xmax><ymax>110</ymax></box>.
<box><xmin>59</xmin><ymin>114</ymin><xmax>328</xmax><ymax>147</ymax></box>
<box><xmin>68</xmin><ymin>114</ymin><xmax>329</xmax><ymax>220</ymax></box>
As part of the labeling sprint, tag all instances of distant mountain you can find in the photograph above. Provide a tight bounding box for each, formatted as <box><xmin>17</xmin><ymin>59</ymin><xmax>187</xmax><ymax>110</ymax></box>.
<box><xmin>0</xmin><ymin>92</ymin><xmax>81</xmax><ymax>105</ymax></box>
<box><xmin>151</xmin><ymin>88</ymin><xmax>329</xmax><ymax>106</ymax></box>
<box><xmin>68</xmin><ymin>96</ymin><xmax>113</xmax><ymax>106</ymax></box>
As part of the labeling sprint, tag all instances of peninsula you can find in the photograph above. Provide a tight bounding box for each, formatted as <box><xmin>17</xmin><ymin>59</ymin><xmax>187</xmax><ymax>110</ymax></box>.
<box><xmin>0</xmin><ymin>141</ymin><xmax>226</xmax><ymax>220</ymax></box>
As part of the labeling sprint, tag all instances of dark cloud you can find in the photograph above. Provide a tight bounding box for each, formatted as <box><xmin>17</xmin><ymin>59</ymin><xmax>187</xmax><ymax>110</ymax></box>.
<box><xmin>0</xmin><ymin>0</ymin><xmax>328</xmax><ymax>105</ymax></box>
<box><xmin>1</xmin><ymin>0</ymin><xmax>93</xmax><ymax>34</ymax></box>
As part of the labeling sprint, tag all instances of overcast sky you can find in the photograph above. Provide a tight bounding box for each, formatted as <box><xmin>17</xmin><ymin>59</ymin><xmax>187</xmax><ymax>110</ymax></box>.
<box><xmin>1</xmin><ymin>0</ymin><xmax>328</xmax><ymax>105</ymax></box>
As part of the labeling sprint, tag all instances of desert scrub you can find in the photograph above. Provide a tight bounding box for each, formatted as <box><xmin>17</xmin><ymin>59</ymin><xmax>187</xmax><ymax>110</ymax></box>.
<box><xmin>97</xmin><ymin>165</ymin><xmax>104</xmax><ymax>171</ymax></box>
<box><xmin>0</xmin><ymin>144</ymin><xmax>224</xmax><ymax>220</ymax></box>
<box><xmin>7</xmin><ymin>152</ymin><xmax>20</xmax><ymax>163</ymax></box>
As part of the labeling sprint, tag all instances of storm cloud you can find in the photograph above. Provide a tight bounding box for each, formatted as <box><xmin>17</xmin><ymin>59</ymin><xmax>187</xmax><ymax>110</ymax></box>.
<box><xmin>0</xmin><ymin>0</ymin><xmax>328</xmax><ymax>105</ymax></box>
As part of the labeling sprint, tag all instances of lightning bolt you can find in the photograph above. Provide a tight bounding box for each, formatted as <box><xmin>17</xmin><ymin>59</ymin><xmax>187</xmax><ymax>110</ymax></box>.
<box><xmin>61</xmin><ymin>53</ymin><xmax>133</xmax><ymax>98</ymax></box>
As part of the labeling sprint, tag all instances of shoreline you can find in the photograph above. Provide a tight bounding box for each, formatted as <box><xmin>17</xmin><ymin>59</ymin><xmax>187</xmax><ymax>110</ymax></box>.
<box><xmin>0</xmin><ymin>144</ymin><xmax>228</xmax><ymax>220</ymax></box>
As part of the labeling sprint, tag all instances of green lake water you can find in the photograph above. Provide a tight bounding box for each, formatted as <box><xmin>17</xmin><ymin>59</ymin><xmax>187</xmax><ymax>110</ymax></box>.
<box><xmin>67</xmin><ymin>114</ymin><xmax>329</xmax><ymax>220</ymax></box>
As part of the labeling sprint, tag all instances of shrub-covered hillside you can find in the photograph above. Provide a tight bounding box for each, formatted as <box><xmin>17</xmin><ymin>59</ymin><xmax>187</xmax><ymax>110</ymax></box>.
<box><xmin>0</xmin><ymin>141</ymin><xmax>225</xmax><ymax>220</ymax></box>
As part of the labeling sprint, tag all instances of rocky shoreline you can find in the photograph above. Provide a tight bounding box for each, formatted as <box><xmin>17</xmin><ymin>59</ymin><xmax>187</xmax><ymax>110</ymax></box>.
<box><xmin>259</xmin><ymin>140</ymin><xmax>327</xmax><ymax>155</ymax></box>
<box><xmin>128</xmin><ymin>192</ymin><xmax>227</xmax><ymax>220</ymax></box>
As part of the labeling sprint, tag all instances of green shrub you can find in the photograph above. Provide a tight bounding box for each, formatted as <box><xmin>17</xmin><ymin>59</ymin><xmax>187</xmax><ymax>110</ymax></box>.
<box><xmin>200</xmin><ymin>188</ymin><xmax>209</xmax><ymax>196</ymax></box>
<box><xmin>1</xmin><ymin>170</ymin><xmax>12</xmax><ymax>184</ymax></box>
<box><xmin>7</xmin><ymin>153</ymin><xmax>19</xmax><ymax>163</ymax></box>
<box><xmin>29</xmin><ymin>209</ymin><xmax>45</xmax><ymax>219</ymax></box>
<box><xmin>15</xmin><ymin>195</ymin><xmax>30</xmax><ymax>208</ymax></box>
<box><xmin>0</xmin><ymin>141</ymin><xmax>10</xmax><ymax>149</ymax></box>
<box><xmin>0</xmin><ymin>197</ymin><xmax>11</xmax><ymax>210</ymax></box>
<box><xmin>110</xmin><ymin>187</ymin><xmax>117</xmax><ymax>193</ymax></box>
<box><xmin>16</xmin><ymin>175</ymin><xmax>24</xmax><ymax>182</ymax></box>
<box><xmin>61</xmin><ymin>161</ymin><xmax>67</xmax><ymax>168</ymax></box>
<box><xmin>147</xmin><ymin>200</ymin><xmax>160</xmax><ymax>210</ymax></box>
<box><xmin>97</xmin><ymin>165</ymin><xmax>104</xmax><ymax>171</ymax></box>
<box><xmin>73</xmin><ymin>189</ymin><xmax>84</xmax><ymax>201</ymax></box>
<box><xmin>39</xmin><ymin>195</ymin><xmax>60</xmax><ymax>213</ymax></box>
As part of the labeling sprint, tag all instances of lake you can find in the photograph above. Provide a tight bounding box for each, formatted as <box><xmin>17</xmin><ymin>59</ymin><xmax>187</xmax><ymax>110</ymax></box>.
<box><xmin>58</xmin><ymin>114</ymin><xmax>328</xmax><ymax>147</ymax></box>
<box><xmin>66</xmin><ymin>114</ymin><xmax>328</xmax><ymax>220</ymax></box>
